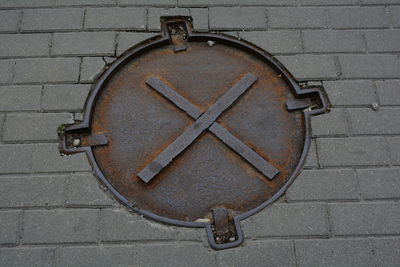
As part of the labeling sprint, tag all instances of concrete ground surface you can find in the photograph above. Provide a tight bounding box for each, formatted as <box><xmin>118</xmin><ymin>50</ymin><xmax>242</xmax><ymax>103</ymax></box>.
<box><xmin>1</xmin><ymin>0</ymin><xmax>400</xmax><ymax>266</ymax></box>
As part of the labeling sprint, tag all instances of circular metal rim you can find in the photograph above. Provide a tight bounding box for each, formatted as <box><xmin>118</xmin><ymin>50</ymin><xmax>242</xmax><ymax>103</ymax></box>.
<box><xmin>64</xmin><ymin>31</ymin><xmax>327</xmax><ymax>249</ymax></box>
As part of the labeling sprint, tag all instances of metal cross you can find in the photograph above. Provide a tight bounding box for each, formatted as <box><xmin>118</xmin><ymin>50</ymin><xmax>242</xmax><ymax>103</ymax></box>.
<box><xmin>138</xmin><ymin>73</ymin><xmax>279</xmax><ymax>183</ymax></box>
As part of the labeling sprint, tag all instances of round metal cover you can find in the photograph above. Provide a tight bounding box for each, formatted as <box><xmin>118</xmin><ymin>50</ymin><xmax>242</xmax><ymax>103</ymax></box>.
<box><xmin>59</xmin><ymin>17</ymin><xmax>328</xmax><ymax>250</ymax></box>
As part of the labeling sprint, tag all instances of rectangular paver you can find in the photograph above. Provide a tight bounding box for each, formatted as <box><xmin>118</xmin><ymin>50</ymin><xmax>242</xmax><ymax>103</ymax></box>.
<box><xmin>85</xmin><ymin>7</ymin><xmax>146</xmax><ymax>30</ymax></box>
<box><xmin>311</xmin><ymin>108</ymin><xmax>348</xmax><ymax>136</ymax></box>
<box><xmin>0</xmin><ymin>34</ymin><xmax>50</xmax><ymax>57</ymax></box>
<box><xmin>0</xmin><ymin>60</ymin><xmax>14</xmax><ymax>84</ymax></box>
<box><xmin>386</xmin><ymin>136</ymin><xmax>400</xmax><ymax>165</ymax></box>
<box><xmin>268</xmin><ymin>7</ymin><xmax>328</xmax><ymax>29</ymax></box>
<box><xmin>243</xmin><ymin>203</ymin><xmax>329</xmax><ymax>237</ymax></box>
<box><xmin>339</xmin><ymin>55</ymin><xmax>400</xmax><ymax>79</ymax></box>
<box><xmin>210</xmin><ymin>7</ymin><xmax>266</xmax><ymax>30</ymax></box>
<box><xmin>329</xmin><ymin>202</ymin><xmax>400</xmax><ymax>235</ymax></box>
<box><xmin>318</xmin><ymin>137</ymin><xmax>390</xmax><ymax>166</ymax></box>
<box><xmin>347</xmin><ymin>108</ymin><xmax>400</xmax><ymax>135</ymax></box>
<box><xmin>0</xmin><ymin>247</ymin><xmax>54</xmax><ymax>267</ymax></box>
<box><xmin>4</xmin><ymin>113</ymin><xmax>73</xmax><ymax>142</ymax></box>
<box><xmin>23</xmin><ymin>209</ymin><xmax>99</xmax><ymax>244</ymax></box>
<box><xmin>329</xmin><ymin>7</ymin><xmax>389</xmax><ymax>29</ymax></box>
<box><xmin>52</xmin><ymin>32</ymin><xmax>116</xmax><ymax>56</ymax></box>
<box><xmin>277</xmin><ymin>55</ymin><xmax>337</xmax><ymax>80</ymax></box>
<box><xmin>357</xmin><ymin>168</ymin><xmax>400</xmax><ymax>200</ymax></box>
<box><xmin>323</xmin><ymin>80</ymin><xmax>377</xmax><ymax>106</ymax></box>
<box><xmin>239</xmin><ymin>31</ymin><xmax>302</xmax><ymax>54</ymax></box>
<box><xmin>287</xmin><ymin>169</ymin><xmax>358</xmax><ymax>201</ymax></box>
<box><xmin>376</xmin><ymin>80</ymin><xmax>400</xmax><ymax>105</ymax></box>
<box><xmin>42</xmin><ymin>84</ymin><xmax>90</xmax><ymax>111</ymax></box>
<box><xmin>0</xmin><ymin>211</ymin><xmax>20</xmax><ymax>244</ymax></box>
<box><xmin>0</xmin><ymin>144</ymin><xmax>34</xmax><ymax>173</ymax></box>
<box><xmin>303</xmin><ymin>30</ymin><xmax>365</xmax><ymax>52</ymax></box>
<box><xmin>21</xmin><ymin>8</ymin><xmax>84</xmax><ymax>31</ymax></box>
<box><xmin>0</xmin><ymin>85</ymin><xmax>41</xmax><ymax>111</ymax></box>
<box><xmin>117</xmin><ymin>32</ymin><xmax>153</xmax><ymax>55</ymax></box>
<box><xmin>14</xmin><ymin>58</ymin><xmax>80</xmax><ymax>83</ymax></box>
<box><xmin>0</xmin><ymin>175</ymin><xmax>66</xmax><ymax>207</ymax></box>
<box><xmin>365</xmin><ymin>30</ymin><xmax>400</xmax><ymax>52</ymax></box>
<box><xmin>0</xmin><ymin>10</ymin><xmax>20</xmax><ymax>33</ymax></box>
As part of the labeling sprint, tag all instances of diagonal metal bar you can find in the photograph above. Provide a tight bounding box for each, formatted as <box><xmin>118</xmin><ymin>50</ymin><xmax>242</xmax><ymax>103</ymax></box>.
<box><xmin>138</xmin><ymin>73</ymin><xmax>258</xmax><ymax>183</ymax></box>
<box><xmin>146</xmin><ymin>77</ymin><xmax>279</xmax><ymax>180</ymax></box>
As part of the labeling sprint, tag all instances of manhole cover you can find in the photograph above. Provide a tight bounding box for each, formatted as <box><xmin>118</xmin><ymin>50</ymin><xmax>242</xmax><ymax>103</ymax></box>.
<box><xmin>59</xmin><ymin>17</ymin><xmax>328</xmax><ymax>250</ymax></box>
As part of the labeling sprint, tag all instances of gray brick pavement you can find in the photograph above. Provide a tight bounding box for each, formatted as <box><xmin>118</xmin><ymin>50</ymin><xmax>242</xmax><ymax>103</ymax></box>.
<box><xmin>0</xmin><ymin>1</ymin><xmax>399</xmax><ymax>266</ymax></box>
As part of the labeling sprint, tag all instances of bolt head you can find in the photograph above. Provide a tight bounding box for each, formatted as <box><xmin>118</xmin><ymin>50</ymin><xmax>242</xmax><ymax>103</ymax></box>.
<box><xmin>72</xmin><ymin>139</ymin><xmax>81</xmax><ymax>147</ymax></box>
<box><xmin>207</xmin><ymin>40</ymin><xmax>215</xmax><ymax>47</ymax></box>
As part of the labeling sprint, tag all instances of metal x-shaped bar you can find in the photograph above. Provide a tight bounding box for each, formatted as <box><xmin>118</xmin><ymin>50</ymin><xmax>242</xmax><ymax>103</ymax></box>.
<box><xmin>138</xmin><ymin>73</ymin><xmax>279</xmax><ymax>183</ymax></box>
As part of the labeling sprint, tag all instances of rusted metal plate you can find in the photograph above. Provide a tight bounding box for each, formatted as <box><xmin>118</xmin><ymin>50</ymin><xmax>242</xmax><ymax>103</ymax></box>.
<box><xmin>58</xmin><ymin>17</ymin><xmax>328</xmax><ymax>250</ymax></box>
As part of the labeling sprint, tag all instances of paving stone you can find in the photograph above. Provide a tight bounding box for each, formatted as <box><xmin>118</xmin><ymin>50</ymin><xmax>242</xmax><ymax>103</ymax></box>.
<box><xmin>0</xmin><ymin>144</ymin><xmax>34</xmax><ymax>173</ymax></box>
<box><xmin>390</xmin><ymin>6</ymin><xmax>400</xmax><ymax>27</ymax></box>
<box><xmin>210</xmin><ymin>7</ymin><xmax>266</xmax><ymax>30</ymax></box>
<box><xmin>311</xmin><ymin>108</ymin><xmax>348</xmax><ymax>136</ymax></box>
<box><xmin>373</xmin><ymin>238</ymin><xmax>400</xmax><ymax>267</ymax></box>
<box><xmin>361</xmin><ymin>0</ymin><xmax>400</xmax><ymax>4</ymax></box>
<box><xmin>238</xmin><ymin>31</ymin><xmax>302</xmax><ymax>54</ymax></box>
<box><xmin>0</xmin><ymin>0</ymin><xmax>53</xmax><ymax>8</ymax></box>
<box><xmin>243</xmin><ymin>203</ymin><xmax>329</xmax><ymax>237</ymax></box>
<box><xmin>304</xmin><ymin>139</ymin><xmax>318</xmax><ymax>167</ymax></box>
<box><xmin>65</xmin><ymin>173</ymin><xmax>114</xmax><ymax>206</ymax></box>
<box><xmin>101</xmin><ymin>209</ymin><xmax>177</xmax><ymax>241</ymax></box>
<box><xmin>329</xmin><ymin>7</ymin><xmax>389</xmax><ymax>29</ymax></box>
<box><xmin>21</xmin><ymin>8</ymin><xmax>84</xmax><ymax>31</ymax></box>
<box><xmin>268</xmin><ymin>7</ymin><xmax>328</xmax><ymax>29</ymax></box>
<box><xmin>323</xmin><ymin>80</ymin><xmax>377</xmax><ymax>106</ymax></box>
<box><xmin>55</xmin><ymin>0</ymin><xmax>116</xmax><ymax>6</ymax></box>
<box><xmin>365</xmin><ymin>30</ymin><xmax>400</xmax><ymax>52</ymax></box>
<box><xmin>4</xmin><ymin>113</ymin><xmax>72</xmax><ymax>142</ymax></box>
<box><xmin>0</xmin><ymin>211</ymin><xmax>19</xmax><ymax>244</ymax></box>
<box><xmin>119</xmin><ymin>0</ymin><xmax>175</xmax><ymax>5</ymax></box>
<box><xmin>134</xmin><ymin>243</ymin><xmax>215</xmax><ymax>266</ymax></box>
<box><xmin>42</xmin><ymin>84</ymin><xmax>90</xmax><ymax>111</ymax></box>
<box><xmin>23</xmin><ymin>209</ymin><xmax>99</xmax><ymax>244</ymax></box>
<box><xmin>0</xmin><ymin>175</ymin><xmax>65</xmax><ymax>208</ymax></box>
<box><xmin>0</xmin><ymin>10</ymin><xmax>20</xmax><ymax>33</ymax></box>
<box><xmin>376</xmin><ymin>80</ymin><xmax>400</xmax><ymax>106</ymax></box>
<box><xmin>238</xmin><ymin>0</ymin><xmax>296</xmax><ymax>5</ymax></box>
<box><xmin>347</xmin><ymin>108</ymin><xmax>400</xmax><ymax>135</ymax></box>
<box><xmin>386</xmin><ymin>136</ymin><xmax>400</xmax><ymax>165</ymax></box>
<box><xmin>52</xmin><ymin>32</ymin><xmax>116</xmax><ymax>56</ymax></box>
<box><xmin>339</xmin><ymin>55</ymin><xmax>400</xmax><ymax>79</ymax></box>
<box><xmin>14</xmin><ymin>58</ymin><xmax>80</xmax><ymax>83</ymax></box>
<box><xmin>0</xmin><ymin>59</ymin><xmax>14</xmax><ymax>84</ymax></box>
<box><xmin>303</xmin><ymin>30</ymin><xmax>365</xmax><ymax>52</ymax></box>
<box><xmin>178</xmin><ymin>0</ymin><xmax>239</xmax><ymax>6</ymax></box>
<box><xmin>0</xmin><ymin>85</ymin><xmax>41</xmax><ymax>111</ymax></box>
<box><xmin>318</xmin><ymin>137</ymin><xmax>390</xmax><ymax>166</ymax></box>
<box><xmin>300</xmin><ymin>0</ymin><xmax>356</xmax><ymax>5</ymax></box>
<box><xmin>287</xmin><ymin>169</ymin><xmax>358</xmax><ymax>201</ymax></box>
<box><xmin>148</xmin><ymin>8</ymin><xmax>209</xmax><ymax>31</ymax></box>
<box><xmin>277</xmin><ymin>55</ymin><xmax>337</xmax><ymax>80</ymax></box>
<box><xmin>85</xmin><ymin>7</ymin><xmax>146</xmax><ymax>30</ymax></box>
<box><xmin>32</xmin><ymin>143</ymin><xmax>91</xmax><ymax>172</ymax></box>
<box><xmin>117</xmin><ymin>32</ymin><xmax>154</xmax><ymax>55</ymax></box>
<box><xmin>55</xmin><ymin>246</ymin><xmax>134</xmax><ymax>267</ymax></box>
<box><xmin>357</xmin><ymin>168</ymin><xmax>400</xmax><ymax>200</ymax></box>
<box><xmin>0</xmin><ymin>114</ymin><xmax>4</xmax><ymax>135</ymax></box>
<box><xmin>0</xmin><ymin>247</ymin><xmax>54</xmax><ymax>267</ymax></box>
<box><xmin>0</xmin><ymin>34</ymin><xmax>50</xmax><ymax>57</ymax></box>
<box><xmin>329</xmin><ymin>202</ymin><xmax>400</xmax><ymax>235</ymax></box>
<box><xmin>80</xmin><ymin>57</ymin><xmax>106</xmax><ymax>83</ymax></box>
<box><xmin>216</xmin><ymin>240</ymin><xmax>296</xmax><ymax>267</ymax></box>
<box><xmin>296</xmin><ymin>238</ymin><xmax>376</xmax><ymax>267</ymax></box>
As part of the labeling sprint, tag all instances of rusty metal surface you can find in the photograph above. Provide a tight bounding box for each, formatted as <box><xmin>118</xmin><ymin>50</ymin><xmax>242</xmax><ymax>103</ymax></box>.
<box><xmin>58</xmin><ymin>17</ymin><xmax>328</xmax><ymax>250</ymax></box>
